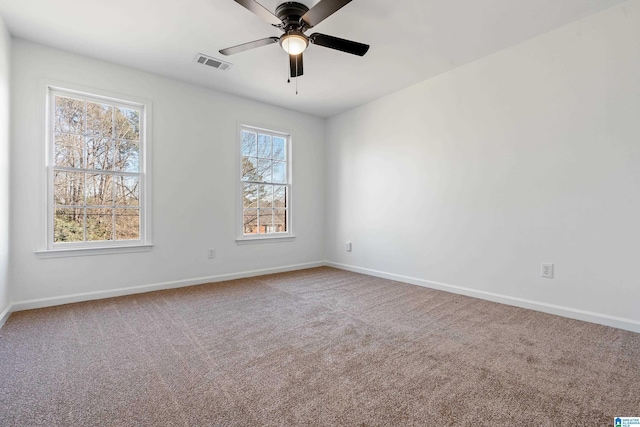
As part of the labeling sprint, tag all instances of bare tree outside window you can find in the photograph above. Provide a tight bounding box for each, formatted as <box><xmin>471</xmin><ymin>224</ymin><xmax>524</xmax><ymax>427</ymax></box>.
<box><xmin>240</xmin><ymin>127</ymin><xmax>289</xmax><ymax>236</ymax></box>
<box><xmin>52</xmin><ymin>93</ymin><xmax>142</xmax><ymax>243</ymax></box>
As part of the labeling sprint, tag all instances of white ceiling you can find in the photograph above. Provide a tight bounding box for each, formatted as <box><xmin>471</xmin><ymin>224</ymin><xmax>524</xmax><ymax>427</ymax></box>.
<box><xmin>0</xmin><ymin>0</ymin><xmax>628</xmax><ymax>117</ymax></box>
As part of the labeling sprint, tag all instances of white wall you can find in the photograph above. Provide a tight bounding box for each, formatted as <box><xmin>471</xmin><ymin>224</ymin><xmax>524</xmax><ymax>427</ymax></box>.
<box><xmin>0</xmin><ymin>15</ymin><xmax>10</xmax><ymax>323</ymax></box>
<box><xmin>10</xmin><ymin>39</ymin><xmax>325</xmax><ymax>304</ymax></box>
<box><xmin>326</xmin><ymin>1</ymin><xmax>640</xmax><ymax>330</ymax></box>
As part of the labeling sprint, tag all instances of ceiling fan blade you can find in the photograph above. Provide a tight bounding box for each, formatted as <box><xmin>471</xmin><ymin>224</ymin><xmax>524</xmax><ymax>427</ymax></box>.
<box><xmin>301</xmin><ymin>0</ymin><xmax>352</xmax><ymax>28</ymax></box>
<box><xmin>233</xmin><ymin>0</ymin><xmax>282</xmax><ymax>26</ymax></box>
<box><xmin>289</xmin><ymin>53</ymin><xmax>303</xmax><ymax>77</ymax></box>
<box><xmin>309</xmin><ymin>33</ymin><xmax>369</xmax><ymax>56</ymax></box>
<box><xmin>219</xmin><ymin>37</ymin><xmax>279</xmax><ymax>56</ymax></box>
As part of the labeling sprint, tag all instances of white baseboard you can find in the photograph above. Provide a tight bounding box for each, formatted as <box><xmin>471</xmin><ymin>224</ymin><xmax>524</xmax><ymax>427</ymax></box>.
<box><xmin>327</xmin><ymin>261</ymin><xmax>640</xmax><ymax>334</ymax></box>
<box><xmin>4</xmin><ymin>260</ymin><xmax>639</xmax><ymax>335</ymax></box>
<box><xmin>9</xmin><ymin>261</ymin><xmax>325</xmax><ymax>313</ymax></box>
<box><xmin>0</xmin><ymin>303</ymin><xmax>11</xmax><ymax>329</ymax></box>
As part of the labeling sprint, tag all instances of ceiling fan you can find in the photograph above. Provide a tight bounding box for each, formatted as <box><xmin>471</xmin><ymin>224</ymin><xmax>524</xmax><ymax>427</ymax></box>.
<box><xmin>219</xmin><ymin>0</ymin><xmax>369</xmax><ymax>79</ymax></box>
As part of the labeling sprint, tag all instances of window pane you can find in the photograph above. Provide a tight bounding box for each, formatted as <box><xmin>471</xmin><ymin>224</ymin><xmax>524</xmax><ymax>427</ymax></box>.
<box><xmin>54</xmin><ymin>208</ymin><xmax>84</xmax><ymax>242</ymax></box>
<box><xmin>54</xmin><ymin>133</ymin><xmax>83</xmax><ymax>168</ymax></box>
<box><xmin>54</xmin><ymin>171</ymin><xmax>84</xmax><ymax>206</ymax></box>
<box><xmin>257</xmin><ymin>134</ymin><xmax>271</xmax><ymax>158</ymax></box>
<box><xmin>86</xmin><ymin>137</ymin><xmax>114</xmax><ymax>170</ymax></box>
<box><xmin>115</xmin><ymin>208</ymin><xmax>139</xmax><ymax>240</ymax></box>
<box><xmin>273</xmin><ymin>186</ymin><xmax>286</xmax><ymax>208</ymax></box>
<box><xmin>273</xmin><ymin>137</ymin><xmax>286</xmax><ymax>160</ymax></box>
<box><xmin>272</xmin><ymin>161</ymin><xmax>286</xmax><ymax>184</ymax></box>
<box><xmin>115</xmin><ymin>107</ymin><xmax>140</xmax><ymax>141</ymax></box>
<box><xmin>49</xmin><ymin>89</ymin><xmax>147</xmax><ymax>249</ymax></box>
<box><xmin>274</xmin><ymin>209</ymin><xmax>287</xmax><ymax>232</ymax></box>
<box><xmin>54</xmin><ymin>96</ymin><xmax>84</xmax><ymax>134</ymax></box>
<box><xmin>114</xmin><ymin>175</ymin><xmax>139</xmax><ymax>206</ymax></box>
<box><xmin>243</xmin><ymin>183</ymin><xmax>257</xmax><ymax>208</ymax></box>
<box><xmin>242</xmin><ymin>157</ymin><xmax>258</xmax><ymax>181</ymax></box>
<box><xmin>258</xmin><ymin>185</ymin><xmax>273</xmax><ymax>208</ymax></box>
<box><xmin>257</xmin><ymin>159</ymin><xmax>272</xmax><ymax>182</ymax></box>
<box><xmin>259</xmin><ymin>208</ymin><xmax>273</xmax><ymax>233</ymax></box>
<box><xmin>86</xmin><ymin>208</ymin><xmax>113</xmax><ymax>241</ymax></box>
<box><xmin>86</xmin><ymin>174</ymin><xmax>113</xmax><ymax>206</ymax></box>
<box><xmin>113</xmin><ymin>139</ymin><xmax>139</xmax><ymax>172</ymax></box>
<box><xmin>243</xmin><ymin>209</ymin><xmax>258</xmax><ymax>234</ymax></box>
<box><xmin>86</xmin><ymin>102</ymin><xmax>113</xmax><ymax>137</ymax></box>
<box><xmin>240</xmin><ymin>127</ymin><xmax>289</xmax><ymax>237</ymax></box>
<box><xmin>242</xmin><ymin>131</ymin><xmax>257</xmax><ymax>156</ymax></box>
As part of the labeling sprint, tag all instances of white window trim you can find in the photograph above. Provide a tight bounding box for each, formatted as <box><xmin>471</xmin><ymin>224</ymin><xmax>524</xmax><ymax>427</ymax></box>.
<box><xmin>236</xmin><ymin>122</ymin><xmax>295</xmax><ymax>243</ymax></box>
<box><xmin>36</xmin><ymin>79</ymin><xmax>153</xmax><ymax>257</ymax></box>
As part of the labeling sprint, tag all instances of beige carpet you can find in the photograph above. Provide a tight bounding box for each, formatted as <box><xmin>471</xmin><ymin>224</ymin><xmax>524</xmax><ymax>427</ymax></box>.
<box><xmin>1</xmin><ymin>267</ymin><xmax>639</xmax><ymax>426</ymax></box>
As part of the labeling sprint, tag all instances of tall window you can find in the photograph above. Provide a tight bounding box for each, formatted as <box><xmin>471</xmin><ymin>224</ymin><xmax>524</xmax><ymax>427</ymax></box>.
<box><xmin>240</xmin><ymin>125</ymin><xmax>291</xmax><ymax>238</ymax></box>
<box><xmin>45</xmin><ymin>86</ymin><xmax>150</xmax><ymax>252</ymax></box>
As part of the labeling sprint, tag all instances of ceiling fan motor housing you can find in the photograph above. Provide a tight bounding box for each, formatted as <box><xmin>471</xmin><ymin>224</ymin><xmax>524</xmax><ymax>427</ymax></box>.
<box><xmin>275</xmin><ymin>2</ymin><xmax>310</xmax><ymax>29</ymax></box>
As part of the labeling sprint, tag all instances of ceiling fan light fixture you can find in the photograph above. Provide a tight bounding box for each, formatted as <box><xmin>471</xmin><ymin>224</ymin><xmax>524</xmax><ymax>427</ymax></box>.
<box><xmin>280</xmin><ymin>32</ymin><xmax>308</xmax><ymax>55</ymax></box>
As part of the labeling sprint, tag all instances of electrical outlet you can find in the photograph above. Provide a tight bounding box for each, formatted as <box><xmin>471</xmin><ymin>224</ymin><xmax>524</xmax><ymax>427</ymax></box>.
<box><xmin>345</xmin><ymin>242</ymin><xmax>352</xmax><ymax>252</ymax></box>
<box><xmin>208</xmin><ymin>248</ymin><xmax>216</xmax><ymax>259</ymax></box>
<box><xmin>540</xmin><ymin>262</ymin><xmax>553</xmax><ymax>278</ymax></box>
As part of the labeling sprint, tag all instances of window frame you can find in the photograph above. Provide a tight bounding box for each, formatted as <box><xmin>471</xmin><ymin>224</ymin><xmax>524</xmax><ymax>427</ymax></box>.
<box><xmin>236</xmin><ymin>123</ymin><xmax>294</xmax><ymax>243</ymax></box>
<box><xmin>37</xmin><ymin>80</ymin><xmax>153</xmax><ymax>258</ymax></box>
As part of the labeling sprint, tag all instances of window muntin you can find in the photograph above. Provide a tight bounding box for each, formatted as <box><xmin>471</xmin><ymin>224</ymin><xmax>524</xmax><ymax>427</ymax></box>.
<box><xmin>48</xmin><ymin>89</ymin><xmax>146</xmax><ymax>247</ymax></box>
<box><xmin>240</xmin><ymin>126</ymin><xmax>290</xmax><ymax>237</ymax></box>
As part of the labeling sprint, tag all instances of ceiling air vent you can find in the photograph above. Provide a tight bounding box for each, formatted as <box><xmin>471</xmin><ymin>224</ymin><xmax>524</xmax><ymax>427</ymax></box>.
<box><xmin>194</xmin><ymin>54</ymin><xmax>232</xmax><ymax>71</ymax></box>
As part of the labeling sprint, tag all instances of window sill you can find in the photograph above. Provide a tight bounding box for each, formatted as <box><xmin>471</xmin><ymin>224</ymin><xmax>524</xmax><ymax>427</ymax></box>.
<box><xmin>235</xmin><ymin>235</ymin><xmax>296</xmax><ymax>245</ymax></box>
<box><xmin>35</xmin><ymin>244</ymin><xmax>154</xmax><ymax>259</ymax></box>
